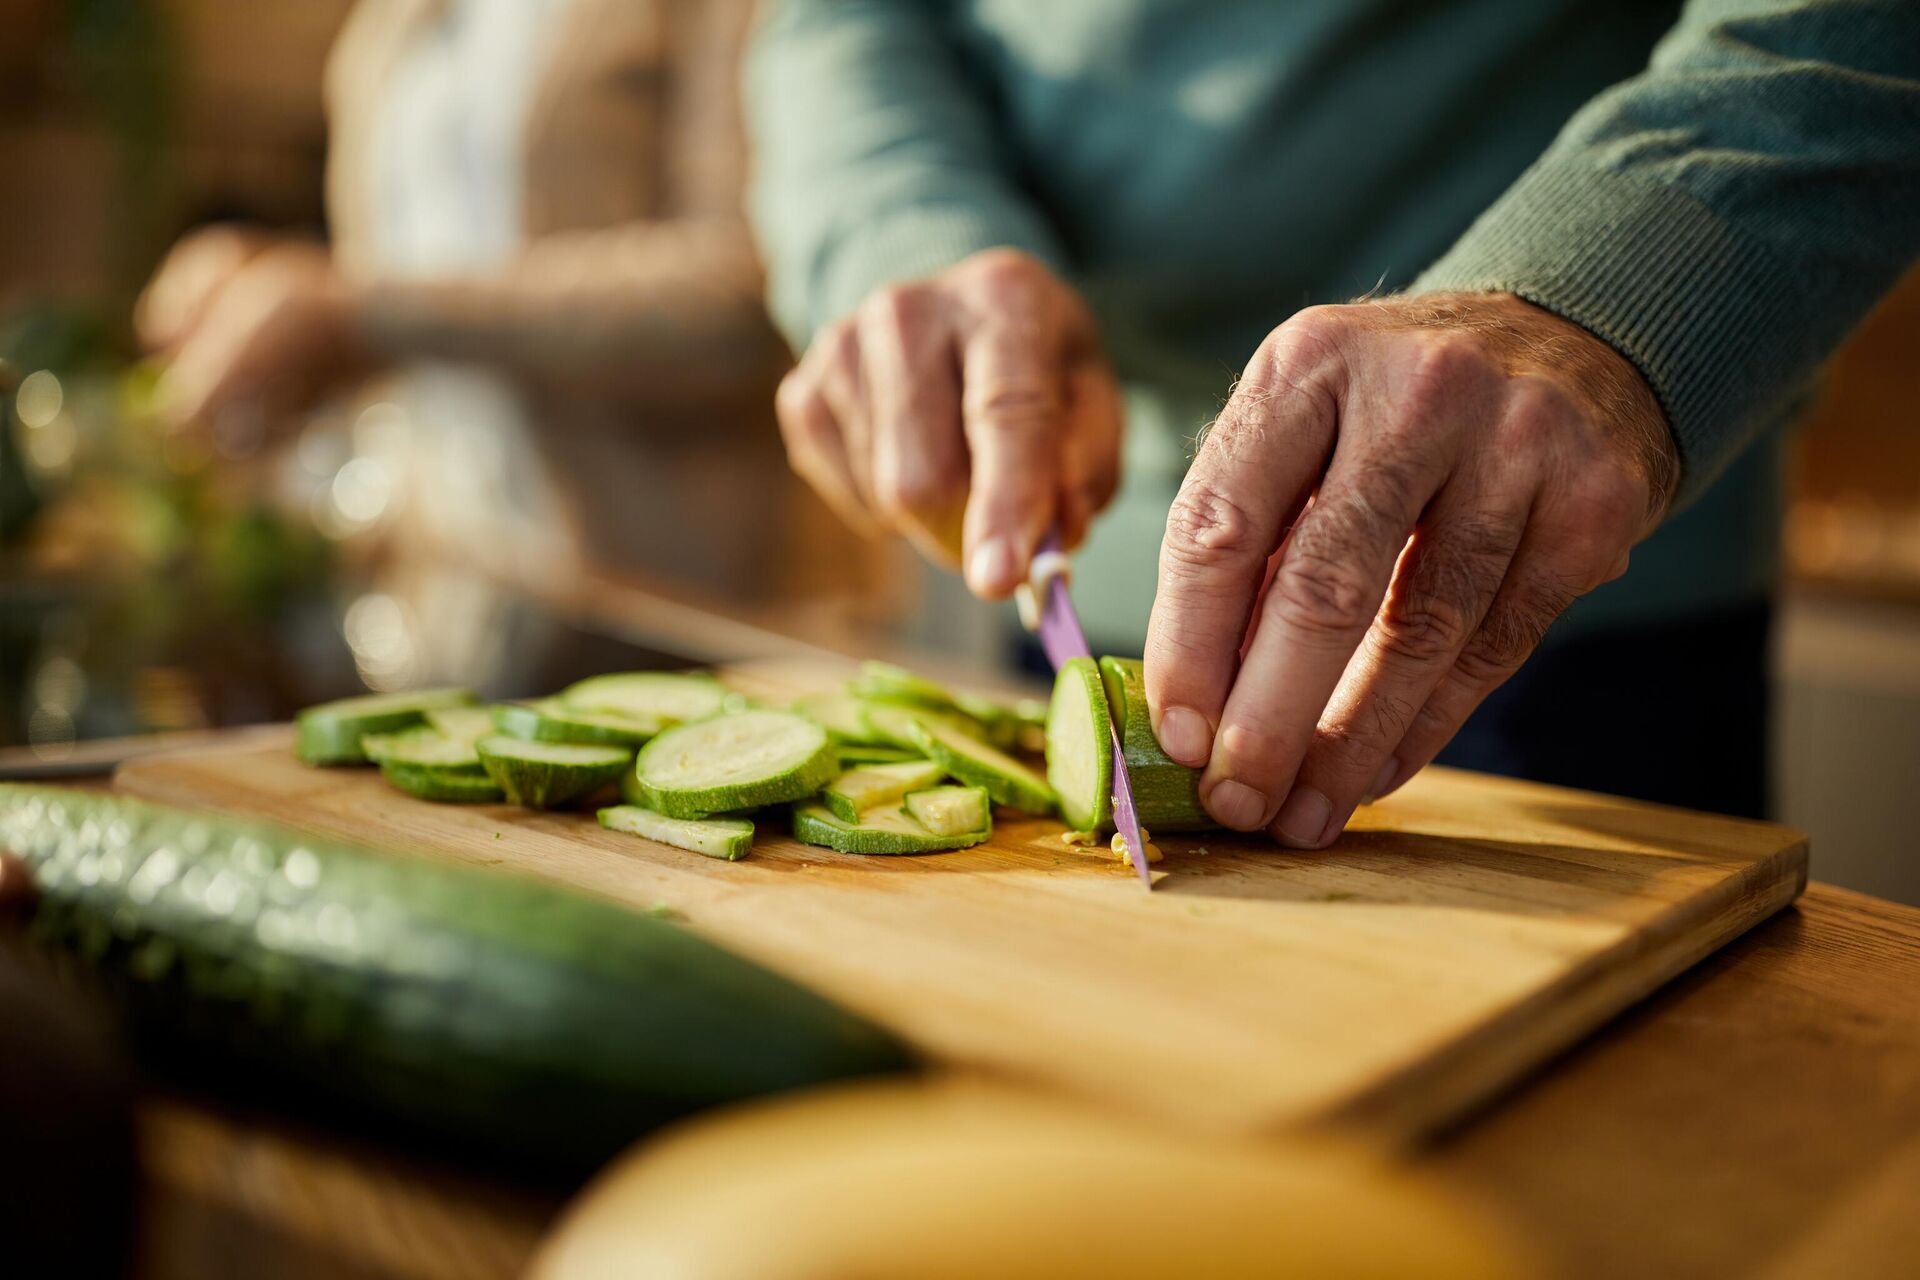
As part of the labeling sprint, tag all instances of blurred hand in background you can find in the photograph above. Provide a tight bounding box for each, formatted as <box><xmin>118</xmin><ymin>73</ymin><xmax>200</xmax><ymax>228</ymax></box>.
<box><xmin>136</xmin><ymin>225</ymin><xmax>374</xmax><ymax>434</ymax></box>
<box><xmin>775</xmin><ymin>248</ymin><xmax>1122</xmax><ymax>598</ymax></box>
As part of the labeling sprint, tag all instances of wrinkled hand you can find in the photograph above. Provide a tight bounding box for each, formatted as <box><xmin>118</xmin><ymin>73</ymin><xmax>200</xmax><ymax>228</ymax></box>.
<box><xmin>775</xmin><ymin>249</ymin><xmax>1122</xmax><ymax>597</ymax></box>
<box><xmin>1144</xmin><ymin>293</ymin><xmax>1678</xmax><ymax>846</ymax></box>
<box><xmin>136</xmin><ymin>229</ymin><xmax>370</xmax><ymax>432</ymax></box>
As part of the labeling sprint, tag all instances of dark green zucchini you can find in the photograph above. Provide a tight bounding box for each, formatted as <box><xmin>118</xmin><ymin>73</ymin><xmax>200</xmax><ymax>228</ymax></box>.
<box><xmin>0</xmin><ymin>786</ymin><xmax>911</xmax><ymax>1172</ymax></box>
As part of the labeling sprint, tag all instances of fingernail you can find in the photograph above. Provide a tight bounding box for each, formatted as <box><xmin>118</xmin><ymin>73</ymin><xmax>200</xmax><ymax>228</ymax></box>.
<box><xmin>967</xmin><ymin>537</ymin><xmax>1018</xmax><ymax>596</ymax></box>
<box><xmin>1273</xmin><ymin>787</ymin><xmax>1333</xmax><ymax>849</ymax></box>
<box><xmin>1361</xmin><ymin>758</ymin><xmax>1398</xmax><ymax>805</ymax></box>
<box><xmin>1207</xmin><ymin>779</ymin><xmax>1270</xmax><ymax>831</ymax></box>
<box><xmin>1157</xmin><ymin>707</ymin><xmax>1212</xmax><ymax>767</ymax></box>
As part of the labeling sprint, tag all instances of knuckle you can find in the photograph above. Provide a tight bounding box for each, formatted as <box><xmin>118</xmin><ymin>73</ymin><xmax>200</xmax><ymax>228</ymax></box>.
<box><xmin>1564</xmin><ymin>467</ymin><xmax>1646</xmax><ymax>533</ymax></box>
<box><xmin>1215</xmin><ymin>719</ymin><xmax>1293</xmax><ymax>779</ymax></box>
<box><xmin>875</xmin><ymin>468</ymin><xmax>953</xmax><ymax>521</ymax></box>
<box><xmin>1269</xmin><ymin>548</ymin><xmax>1378</xmax><ymax>638</ymax></box>
<box><xmin>1399</xmin><ymin>334</ymin><xmax>1491</xmax><ymax>419</ymax></box>
<box><xmin>774</xmin><ymin>370</ymin><xmax>814</xmax><ymax>424</ymax></box>
<box><xmin>1162</xmin><ymin>484</ymin><xmax>1264</xmax><ymax>569</ymax></box>
<box><xmin>859</xmin><ymin>280</ymin><xmax>934</xmax><ymax>332</ymax></box>
<box><xmin>959</xmin><ymin>247</ymin><xmax>1045</xmax><ymax>297</ymax></box>
<box><xmin>1376</xmin><ymin>590</ymin><xmax>1475</xmax><ymax>666</ymax></box>
<box><xmin>965</xmin><ymin>377</ymin><xmax>1058</xmax><ymax>434</ymax></box>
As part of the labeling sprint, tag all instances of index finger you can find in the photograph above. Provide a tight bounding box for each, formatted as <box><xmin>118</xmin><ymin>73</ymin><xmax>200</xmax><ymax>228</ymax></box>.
<box><xmin>1142</xmin><ymin>324</ymin><xmax>1341</xmax><ymax>768</ymax></box>
<box><xmin>958</xmin><ymin>320</ymin><xmax>1065</xmax><ymax>597</ymax></box>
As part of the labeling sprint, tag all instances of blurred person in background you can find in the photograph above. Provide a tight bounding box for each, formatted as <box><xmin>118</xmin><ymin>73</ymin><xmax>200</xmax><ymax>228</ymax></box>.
<box><xmin>137</xmin><ymin>0</ymin><xmax>877</xmax><ymax>686</ymax></box>
<box><xmin>748</xmin><ymin>1</ymin><xmax>1920</xmax><ymax>840</ymax></box>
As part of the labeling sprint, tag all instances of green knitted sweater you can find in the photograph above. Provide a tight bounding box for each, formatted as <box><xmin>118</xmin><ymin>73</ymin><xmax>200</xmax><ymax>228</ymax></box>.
<box><xmin>746</xmin><ymin>0</ymin><xmax>1920</xmax><ymax>643</ymax></box>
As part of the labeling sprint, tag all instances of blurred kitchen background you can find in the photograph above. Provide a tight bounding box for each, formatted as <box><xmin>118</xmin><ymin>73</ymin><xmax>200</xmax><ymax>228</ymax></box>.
<box><xmin>1</xmin><ymin>1</ymin><xmax>1915</xmax><ymax>901</ymax></box>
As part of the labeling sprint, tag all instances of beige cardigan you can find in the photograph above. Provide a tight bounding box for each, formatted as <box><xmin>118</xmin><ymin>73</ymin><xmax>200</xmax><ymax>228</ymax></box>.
<box><xmin>318</xmin><ymin>0</ymin><xmax>881</xmax><ymax>607</ymax></box>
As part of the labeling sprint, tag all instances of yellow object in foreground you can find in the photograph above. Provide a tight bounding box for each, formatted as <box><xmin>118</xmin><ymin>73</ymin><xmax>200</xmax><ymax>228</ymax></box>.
<box><xmin>530</xmin><ymin>1079</ymin><xmax>1532</xmax><ymax>1280</ymax></box>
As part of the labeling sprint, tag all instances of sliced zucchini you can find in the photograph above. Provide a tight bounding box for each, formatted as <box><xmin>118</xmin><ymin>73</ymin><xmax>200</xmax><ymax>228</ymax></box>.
<box><xmin>1046</xmin><ymin>656</ymin><xmax>1115</xmax><ymax>832</ymax></box>
<box><xmin>791</xmin><ymin>802</ymin><xmax>988</xmax><ymax>856</ymax></box>
<box><xmin>846</xmin><ymin>661</ymin><xmax>959</xmax><ymax>709</ymax></box>
<box><xmin>491</xmin><ymin>699</ymin><xmax>656</xmax><ymax>747</ymax></box>
<box><xmin>822</xmin><ymin>760</ymin><xmax>948</xmax><ymax>823</ymax></box>
<box><xmin>859</xmin><ymin>701</ymin><xmax>986</xmax><ymax>753</ymax></box>
<box><xmin>635</xmin><ymin>710</ymin><xmax>837</xmax><ymax>819</ymax></box>
<box><xmin>424</xmin><ymin>705</ymin><xmax>498</xmax><ymax>742</ymax></box>
<box><xmin>598</xmin><ymin>804</ymin><xmax>754</xmax><ymax>862</ymax></box>
<box><xmin>361</xmin><ymin>725</ymin><xmax>483</xmax><ymax>769</ymax></box>
<box><xmin>835</xmin><ymin>744</ymin><xmax>925</xmax><ymax>767</ymax></box>
<box><xmin>380</xmin><ymin>759</ymin><xmax>505</xmax><ymax>804</ymax></box>
<box><xmin>791</xmin><ymin>692</ymin><xmax>885</xmax><ymax>745</ymax></box>
<box><xmin>476</xmin><ymin>736</ymin><xmax>633</xmax><ymax>809</ymax></box>
<box><xmin>907</xmin><ymin>715</ymin><xmax>1055</xmax><ymax>815</ymax></box>
<box><xmin>903</xmin><ymin>785</ymin><xmax>991</xmax><ymax>837</ymax></box>
<box><xmin>559</xmin><ymin>672</ymin><xmax>728</xmax><ymax>732</ymax></box>
<box><xmin>1098</xmin><ymin>656</ymin><xmax>1213</xmax><ymax>831</ymax></box>
<box><xmin>295</xmin><ymin>687</ymin><xmax>476</xmax><ymax>765</ymax></box>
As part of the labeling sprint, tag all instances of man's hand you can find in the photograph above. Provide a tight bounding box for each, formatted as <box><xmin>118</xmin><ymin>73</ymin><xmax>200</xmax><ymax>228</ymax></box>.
<box><xmin>775</xmin><ymin>249</ymin><xmax>1122</xmax><ymax>597</ymax></box>
<box><xmin>136</xmin><ymin>230</ymin><xmax>372</xmax><ymax>433</ymax></box>
<box><xmin>1144</xmin><ymin>293</ymin><xmax>1678</xmax><ymax>846</ymax></box>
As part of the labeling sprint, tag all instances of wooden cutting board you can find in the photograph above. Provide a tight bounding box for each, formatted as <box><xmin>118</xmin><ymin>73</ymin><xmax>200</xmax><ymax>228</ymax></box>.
<box><xmin>114</xmin><ymin>658</ymin><xmax>1807</xmax><ymax>1148</ymax></box>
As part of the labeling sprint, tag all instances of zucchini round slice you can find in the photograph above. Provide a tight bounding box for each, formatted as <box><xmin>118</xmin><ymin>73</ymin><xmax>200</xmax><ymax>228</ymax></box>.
<box><xmin>791</xmin><ymin>802</ymin><xmax>989</xmax><ymax>855</ymax></box>
<box><xmin>492</xmin><ymin>699</ymin><xmax>657</xmax><ymax>747</ymax></box>
<box><xmin>907</xmin><ymin>716</ymin><xmax>1055</xmax><ymax>815</ymax></box>
<box><xmin>476</xmin><ymin>736</ymin><xmax>633</xmax><ymax>809</ymax></box>
<box><xmin>1045</xmin><ymin>657</ymin><xmax>1114</xmax><ymax>832</ymax></box>
<box><xmin>559</xmin><ymin>672</ymin><xmax>728</xmax><ymax>731</ymax></box>
<box><xmin>635</xmin><ymin>711</ymin><xmax>837</xmax><ymax>819</ymax></box>
<box><xmin>380</xmin><ymin>760</ymin><xmax>506</xmax><ymax>804</ymax></box>
<box><xmin>598</xmin><ymin>805</ymin><xmax>754</xmax><ymax>861</ymax></box>
<box><xmin>792</xmin><ymin>692</ymin><xmax>886</xmax><ymax>745</ymax></box>
<box><xmin>295</xmin><ymin>687</ymin><xmax>476</xmax><ymax>765</ymax></box>
<box><xmin>361</xmin><ymin>725</ymin><xmax>483</xmax><ymax>769</ymax></box>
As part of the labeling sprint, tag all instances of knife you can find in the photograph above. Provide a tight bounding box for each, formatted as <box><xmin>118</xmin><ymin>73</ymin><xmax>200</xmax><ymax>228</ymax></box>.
<box><xmin>1018</xmin><ymin>529</ymin><xmax>1154</xmax><ymax>888</ymax></box>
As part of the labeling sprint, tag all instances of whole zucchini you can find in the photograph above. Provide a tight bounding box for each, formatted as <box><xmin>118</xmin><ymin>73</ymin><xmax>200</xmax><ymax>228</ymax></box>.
<box><xmin>0</xmin><ymin>786</ymin><xmax>911</xmax><ymax>1171</ymax></box>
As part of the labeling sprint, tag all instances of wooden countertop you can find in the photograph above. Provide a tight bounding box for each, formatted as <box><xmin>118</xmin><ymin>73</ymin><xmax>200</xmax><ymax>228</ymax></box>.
<box><xmin>122</xmin><ymin>884</ymin><xmax>1919</xmax><ymax>1280</ymax></box>
<box><xmin>14</xmin><ymin>752</ymin><xmax>1912</xmax><ymax>1277</ymax></box>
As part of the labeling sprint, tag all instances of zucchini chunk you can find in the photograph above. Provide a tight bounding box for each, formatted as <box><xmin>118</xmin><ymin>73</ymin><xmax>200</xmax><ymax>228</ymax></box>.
<box><xmin>1097</xmin><ymin>657</ymin><xmax>1214</xmax><ymax>831</ymax></box>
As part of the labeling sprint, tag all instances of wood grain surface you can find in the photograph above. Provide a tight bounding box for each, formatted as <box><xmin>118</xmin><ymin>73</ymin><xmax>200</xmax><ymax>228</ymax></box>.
<box><xmin>129</xmin><ymin>885</ymin><xmax>1920</xmax><ymax>1280</ymax></box>
<box><xmin>114</xmin><ymin>658</ymin><xmax>1809</xmax><ymax>1148</ymax></box>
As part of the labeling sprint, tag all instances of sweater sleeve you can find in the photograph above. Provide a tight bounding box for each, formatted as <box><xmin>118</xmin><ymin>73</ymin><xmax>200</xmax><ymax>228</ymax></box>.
<box><xmin>1414</xmin><ymin>0</ymin><xmax>1920</xmax><ymax>501</ymax></box>
<box><xmin>743</xmin><ymin>0</ymin><xmax>1067</xmax><ymax>350</ymax></box>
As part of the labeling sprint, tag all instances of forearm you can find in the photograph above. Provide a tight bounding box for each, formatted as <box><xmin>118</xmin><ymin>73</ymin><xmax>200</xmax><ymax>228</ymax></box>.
<box><xmin>349</xmin><ymin>219</ymin><xmax>787</xmax><ymax>413</ymax></box>
<box><xmin>1416</xmin><ymin>0</ymin><xmax>1920</xmax><ymax>502</ymax></box>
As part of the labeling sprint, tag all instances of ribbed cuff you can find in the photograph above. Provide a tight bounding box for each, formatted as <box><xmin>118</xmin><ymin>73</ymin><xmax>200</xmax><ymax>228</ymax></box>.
<box><xmin>1413</xmin><ymin>161</ymin><xmax>1801</xmax><ymax>505</ymax></box>
<box><xmin>802</xmin><ymin>202</ymin><xmax>1067</xmax><ymax>342</ymax></box>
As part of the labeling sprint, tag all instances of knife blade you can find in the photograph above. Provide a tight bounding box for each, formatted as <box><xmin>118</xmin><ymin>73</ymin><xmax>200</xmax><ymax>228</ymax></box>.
<box><xmin>1023</xmin><ymin>530</ymin><xmax>1154</xmax><ymax>888</ymax></box>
